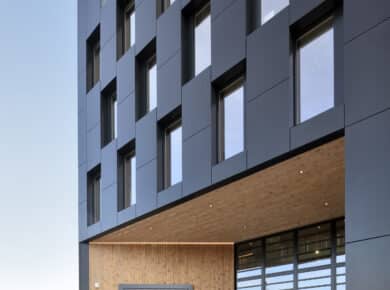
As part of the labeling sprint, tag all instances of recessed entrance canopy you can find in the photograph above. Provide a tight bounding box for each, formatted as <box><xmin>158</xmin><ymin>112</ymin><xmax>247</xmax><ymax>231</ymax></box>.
<box><xmin>93</xmin><ymin>138</ymin><xmax>345</xmax><ymax>245</ymax></box>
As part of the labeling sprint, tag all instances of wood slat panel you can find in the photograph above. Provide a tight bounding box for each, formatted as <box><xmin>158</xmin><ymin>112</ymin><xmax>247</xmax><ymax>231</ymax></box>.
<box><xmin>89</xmin><ymin>244</ymin><xmax>234</xmax><ymax>290</ymax></box>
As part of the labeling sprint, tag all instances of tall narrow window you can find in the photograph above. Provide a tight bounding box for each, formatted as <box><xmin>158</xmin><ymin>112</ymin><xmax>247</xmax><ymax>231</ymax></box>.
<box><xmin>146</xmin><ymin>55</ymin><xmax>157</xmax><ymax>112</ymax></box>
<box><xmin>217</xmin><ymin>77</ymin><xmax>244</xmax><ymax>162</ymax></box>
<box><xmin>163</xmin><ymin>120</ymin><xmax>182</xmax><ymax>189</ymax></box>
<box><xmin>194</xmin><ymin>2</ymin><xmax>211</xmax><ymax>76</ymax></box>
<box><xmin>87</xmin><ymin>27</ymin><xmax>100</xmax><ymax>92</ymax></box>
<box><xmin>261</xmin><ymin>0</ymin><xmax>289</xmax><ymax>25</ymax></box>
<box><xmin>101</xmin><ymin>82</ymin><xmax>117</xmax><ymax>147</ymax></box>
<box><xmin>87</xmin><ymin>167</ymin><xmax>101</xmax><ymax>226</ymax></box>
<box><xmin>118</xmin><ymin>149</ymin><xmax>136</xmax><ymax>211</ymax></box>
<box><xmin>295</xmin><ymin>17</ymin><xmax>334</xmax><ymax>124</ymax></box>
<box><xmin>118</xmin><ymin>0</ymin><xmax>135</xmax><ymax>58</ymax></box>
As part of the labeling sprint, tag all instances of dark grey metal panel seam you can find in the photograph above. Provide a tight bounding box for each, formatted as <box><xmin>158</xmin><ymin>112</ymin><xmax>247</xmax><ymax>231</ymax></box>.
<box><xmin>247</xmin><ymin>77</ymin><xmax>290</xmax><ymax>104</ymax></box>
<box><xmin>346</xmin><ymin>233</ymin><xmax>390</xmax><ymax>245</ymax></box>
<box><xmin>345</xmin><ymin>107</ymin><xmax>390</xmax><ymax>128</ymax></box>
<box><xmin>344</xmin><ymin>16</ymin><xmax>390</xmax><ymax>44</ymax></box>
<box><xmin>183</xmin><ymin>124</ymin><xmax>211</xmax><ymax>143</ymax></box>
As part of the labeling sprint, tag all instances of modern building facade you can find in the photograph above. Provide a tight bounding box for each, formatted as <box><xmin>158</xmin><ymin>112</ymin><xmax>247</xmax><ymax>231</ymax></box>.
<box><xmin>78</xmin><ymin>0</ymin><xmax>390</xmax><ymax>289</ymax></box>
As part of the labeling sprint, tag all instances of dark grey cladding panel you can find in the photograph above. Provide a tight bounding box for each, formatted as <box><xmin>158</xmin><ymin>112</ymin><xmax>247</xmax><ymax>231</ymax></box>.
<box><xmin>347</xmin><ymin>236</ymin><xmax>390</xmax><ymax>290</ymax></box>
<box><xmin>136</xmin><ymin>159</ymin><xmax>158</xmax><ymax>216</ymax></box>
<box><xmin>101</xmin><ymin>140</ymin><xmax>117</xmax><ymax>189</ymax></box>
<box><xmin>79</xmin><ymin>163</ymin><xmax>87</xmax><ymax>203</ymax></box>
<box><xmin>117</xmin><ymin>205</ymin><xmax>136</xmax><ymax>225</ymax></box>
<box><xmin>211</xmin><ymin>0</ymin><xmax>246</xmax><ymax>80</ymax></box>
<box><xmin>79</xmin><ymin>243</ymin><xmax>89</xmax><ymax>290</ymax></box>
<box><xmin>87</xmin><ymin>0</ymin><xmax>100</xmax><ymax>36</ymax></box>
<box><xmin>78</xmin><ymin>201</ymin><xmax>88</xmax><ymax>241</ymax></box>
<box><xmin>117</xmin><ymin>48</ymin><xmax>136</xmax><ymax>103</ymax></box>
<box><xmin>135</xmin><ymin>0</ymin><xmax>157</xmax><ymax>55</ymax></box>
<box><xmin>157</xmin><ymin>182</ymin><xmax>183</xmax><ymax>207</ymax></box>
<box><xmin>101</xmin><ymin>37</ymin><xmax>117</xmax><ymax>89</ymax></box>
<box><xmin>289</xmin><ymin>0</ymin><xmax>326</xmax><ymax>25</ymax></box>
<box><xmin>157</xmin><ymin>53</ymin><xmax>182</xmax><ymax>120</ymax></box>
<box><xmin>100</xmin><ymin>0</ymin><xmax>116</xmax><ymax>46</ymax></box>
<box><xmin>345</xmin><ymin>19</ymin><xmax>390</xmax><ymax>125</ymax></box>
<box><xmin>101</xmin><ymin>183</ymin><xmax>118</xmax><ymax>231</ymax></box>
<box><xmin>87</xmin><ymin>220</ymin><xmax>102</xmax><ymax>238</ymax></box>
<box><xmin>78</xmin><ymin>111</ymin><xmax>87</xmax><ymax>166</ymax></box>
<box><xmin>87</xmin><ymin>125</ymin><xmax>101</xmax><ymax>171</ymax></box>
<box><xmin>212</xmin><ymin>151</ymin><xmax>247</xmax><ymax>184</ymax></box>
<box><xmin>344</xmin><ymin>0</ymin><xmax>390</xmax><ymax>42</ymax></box>
<box><xmin>247</xmin><ymin>8</ymin><xmax>289</xmax><ymax>101</ymax></box>
<box><xmin>117</xmin><ymin>93</ymin><xmax>136</xmax><ymax>149</ymax></box>
<box><xmin>157</xmin><ymin>0</ymin><xmax>181</xmax><ymax>66</ymax></box>
<box><xmin>210</xmin><ymin>0</ymin><xmax>236</xmax><ymax>19</ymax></box>
<box><xmin>183</xmin><ymin>127</ymin><xmax>212</xmax><ymax>196</ymax></box>
<box><xmin>290</xmin><ymin>105</ymin><xmax>345</xmax><ymax>150</ymax></box>
<box><xmin>136</xmin><ymin>110</ymin><xmax>157</xmax><ymax>168</ymax></box>
<box><xmin>247</xmin><ymin>81</ymin><xmax>290</xmax><ymax>169</ymax></box>
<box><xmin>182</xmin><ymin>68</ymin><xmax>212</xmax><ymax>140</ymax></box>
<box><xmin>345</xmin><ymin>109</ymin><xmax>390</xmax><ymax>243</ymax></box>
<box><xmin>86</xmin><ymin>84</ymin><xmax>100</xmax><ymax>131</ymax></box>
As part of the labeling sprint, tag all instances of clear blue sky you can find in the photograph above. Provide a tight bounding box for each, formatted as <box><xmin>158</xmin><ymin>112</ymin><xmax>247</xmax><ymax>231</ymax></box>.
<box><xmin>0</xmin><ymin>1</ymin><xmax>78</xmax><ymax>289</ymax></box>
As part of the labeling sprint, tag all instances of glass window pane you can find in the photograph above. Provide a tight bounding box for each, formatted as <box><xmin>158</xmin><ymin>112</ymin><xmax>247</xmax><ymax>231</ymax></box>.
<box><xmin>298</xmin><ymin>269</ymin><xmax>331</xmax><ymax>280</ymax></box>
<box><xmin>113</xmin><ymin>98</ymin><xmax>117</xmax><ymax>139</ymax></box>
<box><xmin>223</xmin><ymin>85</ymin><xmax>244</xmax><ymax>160</ymax></box>
<box><xmin>130</xmin><ymin>10</ymin><xmax>135</xmax><ymax>47</ymax></box>
<box><xmin>194</xmin><ymin>4</ymin><xmax>211</xmax><ymax>75</ymax></box>
<box><xmin>297</xmin><ymin>21</ymin><xmax>334</xmax><ymax>123</ymax></box>
<box><xmin>169</xmin><ymin>126</ymin><xmax>182</xmax><ymax>186</ymax></box>
<box><xmin>131</xmin><ymin>155</ymin><xmax>136</xmax><ymax>205</ymax></box>
<box><xmin>261</xmin><ymin>0</ymin><xmax>289</xmax><ymax>25</ymax></box>
<box><xmin>147</xmin><ymin>60</ymin><xmax>157</xmax><ymax>111</ymax></box>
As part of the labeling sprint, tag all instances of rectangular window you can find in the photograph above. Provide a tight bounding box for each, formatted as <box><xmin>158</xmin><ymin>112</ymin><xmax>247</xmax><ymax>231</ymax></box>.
<box><xmin>101</xmin><ymin>83</ymin><xmax>117</xmax><ymax>147</ymax></box>
<box><xmin>217</xmin><ymin>77</ymin><xmax>244</xmax><ymax>162</ymax></box>
<box><xmin>118</xmin><ymin>149</ymin><xmax>136</xmax><ymax>211</ymax></box>
<box><xmin>261</xmin><ymin>0</ymin><xmax>289</xmax><ymax>25</ymax></box>
<box><xmin>194</xmin><ymin>2</ymin><xmax>211</xmax><ymax>76</ymax></box>
<box><xmin>87</xmin><ymin>167</ymin><xmax>101</xmax><ymax>226</ymax></box>
<box><xmin>146</xmin><ymin>55</ymin><xmax>157</xmax><ymax>112</ymax></box>
<box><xmin>236</xmin><ymin>219</ymin><xmax>345</xmax><ymax>290</ymax></box>
<box><xmin>163</xmin><ymin>120</ymin><xmax>182</xmax><ymax>189</ymax></box>
<box><xmin>87</xmin><ymin>27</ymin><xmax>100</xmax><ymax>92</ymax></box>
<box><xmin>295</xmin><ymin>17</ymin><xmax>334</xmax><ymax>124</ymax></box>
<box><xmin>117</xmin><ymin>0</ymin><xmax>135</xmax><ymax>58</ymax></box>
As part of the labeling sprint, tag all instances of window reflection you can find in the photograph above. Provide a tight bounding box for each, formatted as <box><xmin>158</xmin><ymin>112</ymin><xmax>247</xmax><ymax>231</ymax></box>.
<box><xmin>296</xmin><ymin>18</ymin><xmax>334</xmax><ymax>123</ymax></box>
<box><xmin>235</xmin><ymin>220</ymin><xmax>345</xmax><ymax>290</ymax></box>
<box><xmin>218</xmin><ymin>78</ymin><xmax>244</xmax><ymax>162</ymax></box>
<box><xmin>147</xmin><ymin>56</ymin><xmax>157</xmax><ymax>112</ymax></box>
<box><xmin>194</xmin><ymin>3</ymin><xmax>211</xmax><ymax>75</ymax></box>
<box><xmin>261</xmin><ymin>0</ymin><xmax>289</xmax><ymax>25</ymax></box>
<box><xmin>169</xmin><ymin>125</ymin><xmax>182</xmax><ymax>186</ymax></box>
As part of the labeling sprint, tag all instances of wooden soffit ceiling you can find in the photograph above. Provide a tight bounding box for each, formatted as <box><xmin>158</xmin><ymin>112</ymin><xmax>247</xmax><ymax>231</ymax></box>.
<box><xmin>92</xmin><ymin>138</ymin><xmax>345</xmax><ymax>245</ymax></box>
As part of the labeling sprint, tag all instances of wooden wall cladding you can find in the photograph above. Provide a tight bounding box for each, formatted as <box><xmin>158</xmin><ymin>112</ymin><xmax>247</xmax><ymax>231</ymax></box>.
<box><xmin>89</xmin><ymin>244</ymin><xmax>234</xmax><ymax>290</ymax></box>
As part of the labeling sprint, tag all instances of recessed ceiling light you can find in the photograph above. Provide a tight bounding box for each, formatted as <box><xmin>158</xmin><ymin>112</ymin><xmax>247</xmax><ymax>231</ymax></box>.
<box><xmin>315</xmin><ymin>250</ymin><xmax>320</xmax><ymax>255</ymax></box>
<box><xmin>299</xmin><ymin>170</ymin><xmax>304</xmax><ymax>174</ymax></box>
<box><xmin>324</xmin><ymin>201</ymin><xmax>329</xmax><ymax>207</ymax></box>
<box><xmin>149</xmin><ymin>226</ymin><xmax>153</xmax><ymax>231</ymax></box>
<box><xmin>94</xmin><ymin>282</ymin><xmax>100</xmax><ymax>289</ymax></box>
<box><xmin>209</xmin><ymin>203</ymin><xmax>214</xmax><ymax>208</ymax></box>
